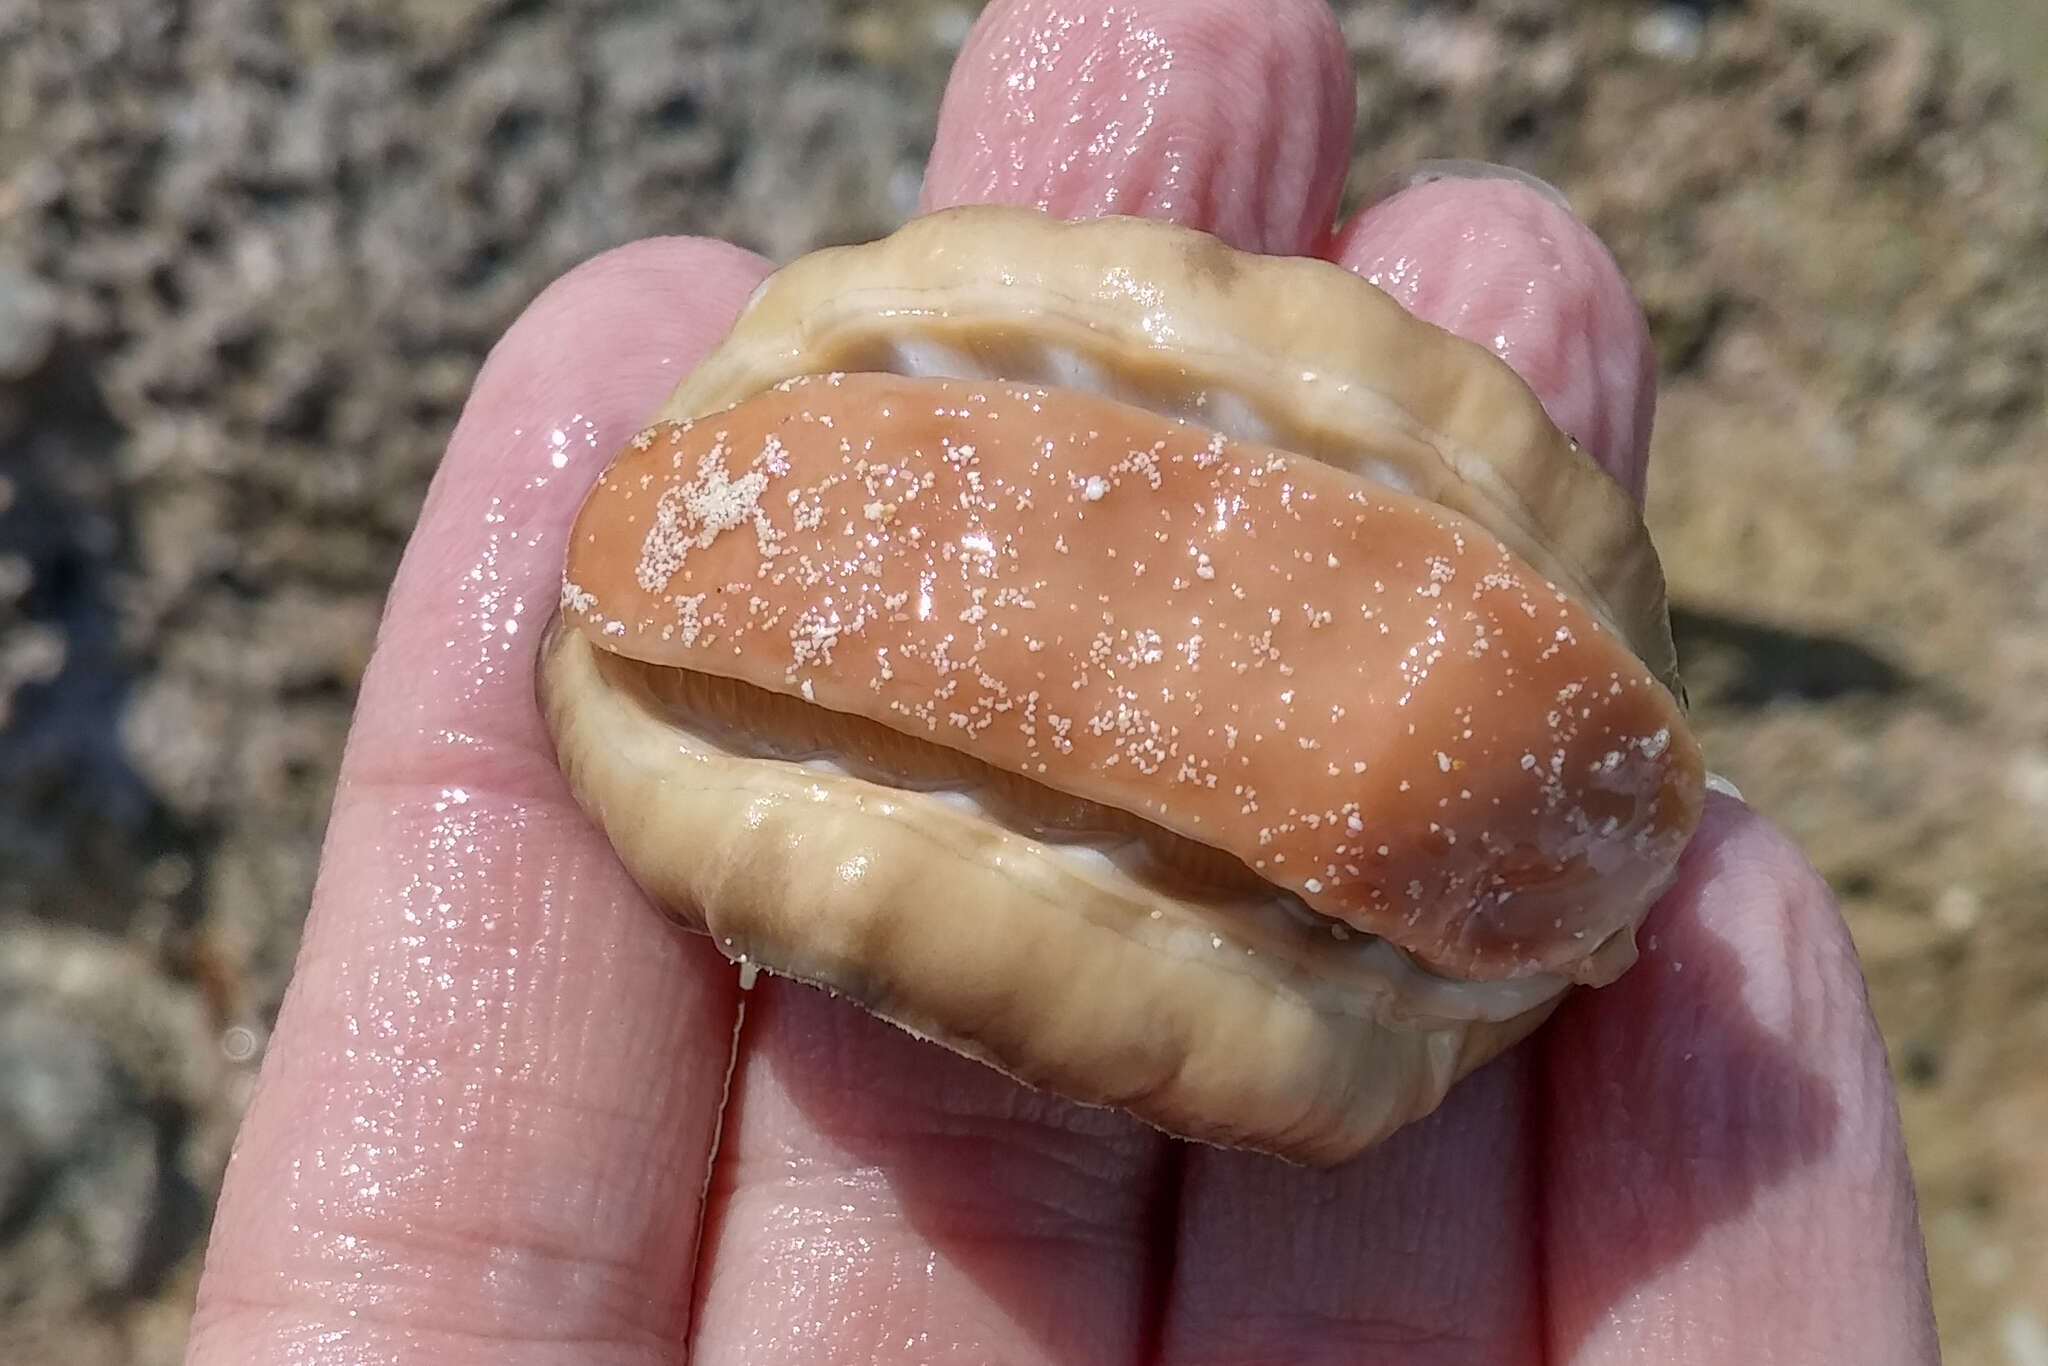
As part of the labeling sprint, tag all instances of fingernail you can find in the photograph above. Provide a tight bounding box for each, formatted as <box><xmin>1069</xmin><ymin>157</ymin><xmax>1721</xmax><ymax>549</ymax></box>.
<box><xmin>1705</xmin><ymin>771</ymin><xmax>1746</xmax><ymax>802</ymax></box>
<box><xmin>1368</xmin><ymin>159</ymin><xmax>1575</xmax><ymax>213</ymax></box>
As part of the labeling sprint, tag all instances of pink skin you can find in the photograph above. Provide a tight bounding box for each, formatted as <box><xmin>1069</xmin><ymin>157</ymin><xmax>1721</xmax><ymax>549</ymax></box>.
<box><xmin>183</xmin><ymin>2</ymin><xmax>1937</xmax><ymax>1363</ymax></box>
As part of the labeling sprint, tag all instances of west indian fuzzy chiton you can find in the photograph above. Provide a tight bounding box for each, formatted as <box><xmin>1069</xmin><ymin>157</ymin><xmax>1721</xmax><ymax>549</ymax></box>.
<box><xmin>538</xmin><ymin>206</ymin><xmax>1704</xmax><ymax>1164</ymax></box>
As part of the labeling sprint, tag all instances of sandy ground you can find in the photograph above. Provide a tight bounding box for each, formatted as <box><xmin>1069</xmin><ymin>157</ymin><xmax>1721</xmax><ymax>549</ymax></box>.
<box><xmin>1</xmin><ymin>1</ymin><xmax>2042</xmax><ymax>1361</ymax></box>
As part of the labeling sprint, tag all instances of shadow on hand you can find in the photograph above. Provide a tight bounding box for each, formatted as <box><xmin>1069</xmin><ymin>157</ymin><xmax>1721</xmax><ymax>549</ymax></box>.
<box><xmin>758</xmin><ymin>800</ymin><xmax>1840</xmax><ymax>1360</ymax></box>
<box><xmin>733</xmin><ymin>979</ymin><xmax>1174</xmax><ymax>1361</ymax></box>
<box><xmin>1536</xmin><ymin>798</ymin><xmax>1846</xmax><ymax>1356</ymax></box>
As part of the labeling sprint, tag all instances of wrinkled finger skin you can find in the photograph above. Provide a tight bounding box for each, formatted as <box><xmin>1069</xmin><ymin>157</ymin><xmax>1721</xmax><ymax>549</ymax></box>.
<box><xmin>187</xmin><ymin>1</ymin><xmax>1937</xmax><ymax>1364</ymax></box>
<box><xmin>184</xmin><ymin>239</ymin><xmax>774</xmax><ymax>1366</ymax></box>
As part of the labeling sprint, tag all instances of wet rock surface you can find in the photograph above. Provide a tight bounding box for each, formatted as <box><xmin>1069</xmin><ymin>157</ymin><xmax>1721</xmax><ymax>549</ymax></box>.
<box><xmin>0</xmin><ymin>1</ymin><xmax>2041</xmax><ymax>1361</ymax></box>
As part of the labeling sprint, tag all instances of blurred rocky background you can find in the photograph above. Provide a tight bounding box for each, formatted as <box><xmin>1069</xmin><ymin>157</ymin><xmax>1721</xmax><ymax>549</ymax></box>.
<box><xmin>0</xmin><ymin>0</ymin><xmax>2041</xmax><ymax>1361</ymax></box>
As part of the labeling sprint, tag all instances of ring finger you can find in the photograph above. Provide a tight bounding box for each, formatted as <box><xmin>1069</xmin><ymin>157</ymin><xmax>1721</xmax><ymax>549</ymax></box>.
<box><xmin>1157</xmin><ymin>169</ymin><xmax>1663</xmax><ymax>1363</ymax></box>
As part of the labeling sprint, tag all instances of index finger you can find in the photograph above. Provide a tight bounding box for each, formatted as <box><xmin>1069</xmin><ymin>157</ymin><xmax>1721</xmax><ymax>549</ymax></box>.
<box><xmin>185</xmin><ymin>238</ymin><xmax>770</xmax><ymax>1366</ymax></box>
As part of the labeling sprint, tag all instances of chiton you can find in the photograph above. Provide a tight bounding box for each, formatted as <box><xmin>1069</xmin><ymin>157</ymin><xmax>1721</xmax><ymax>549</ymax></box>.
<box><xmin>539</xmin><ymin>206</ymin><xmax>1704</xmax><ymax>1163</ymax></box>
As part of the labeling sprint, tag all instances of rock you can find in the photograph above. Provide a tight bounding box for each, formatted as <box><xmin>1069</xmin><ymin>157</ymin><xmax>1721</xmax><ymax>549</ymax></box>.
<box><xmin>0</xmin><ymin>922</ymin><xmax>229</xmax><ymax>1330</ymax></box>
<box><xmin>0</xmin><ymin>266</ymin><xmax>58</xmax><ymax>381</ymax></box>
<box><xmin>1633</xmin><ymin>5</ymin><xmax>1705</xmax><ymax>64</ymax></box>
<box><xmin>0</xmin><ymin>623</ymin><xmax>64</xmax><ymax>728</ymax></box>
<box><xmin>0</xmin><ymin>1001</ymin><xmax>160</xmax><ymax>1293</ymax></box>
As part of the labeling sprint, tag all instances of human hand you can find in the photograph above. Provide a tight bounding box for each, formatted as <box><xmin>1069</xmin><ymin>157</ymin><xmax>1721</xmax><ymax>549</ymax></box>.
<box><xmin>184</xmin><ymin>2</ymin><xmax>1938</xmax><ymax>1361</ymax></box>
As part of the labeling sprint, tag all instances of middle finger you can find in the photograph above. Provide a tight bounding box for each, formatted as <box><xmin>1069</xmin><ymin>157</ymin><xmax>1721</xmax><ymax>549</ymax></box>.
<box><xmin>921</xmin><ymin>0</ymin><xmax>1357</xmax><ymax>256</ymax></box>
<box><xmin>690</xmin><ymin>2</ymin><xmax>1356</xmax><ymax>1361</ymax></box>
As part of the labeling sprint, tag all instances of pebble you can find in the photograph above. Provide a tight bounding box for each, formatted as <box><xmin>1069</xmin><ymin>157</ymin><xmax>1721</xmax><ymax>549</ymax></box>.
<box><xmin>0</xmin><ymin>265</ymin><xmax>58</xmax><ymax>381</ymax></box>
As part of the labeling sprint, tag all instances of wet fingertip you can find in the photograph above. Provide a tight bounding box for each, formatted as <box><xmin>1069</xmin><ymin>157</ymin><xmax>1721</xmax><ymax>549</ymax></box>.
<box><xmin>1333</xmin><ymin>173</ymin><xmax>1656</xmax><ymax>501</ymax></box>
<box><xmin>920</xmin><ymin>0</ymin><xmax>1355</xmax><ymax>255</ymax></box>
